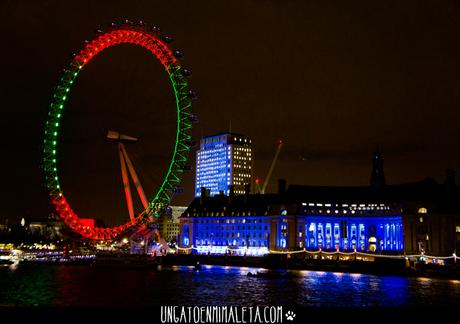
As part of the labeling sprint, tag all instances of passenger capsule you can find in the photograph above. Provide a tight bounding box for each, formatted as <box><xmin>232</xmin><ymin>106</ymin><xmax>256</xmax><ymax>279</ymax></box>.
<box><xmin>162</xmin><ymin>36</ymin><xmax>173</xmax><ymax>43</ymax></box>
<box><xmin>187</xmin><ymin>90</ymin><xmax>198</xmax><ymax>100</ymax></box>
<box><xmin>181</xmin><ymin>68</ymin><xmax>192</xmax><ymax>77</ymax></box>
<box><xmin>173</xmin><ymin>50</ymin><xmax>184</xmax><ymax>59</ymax></box>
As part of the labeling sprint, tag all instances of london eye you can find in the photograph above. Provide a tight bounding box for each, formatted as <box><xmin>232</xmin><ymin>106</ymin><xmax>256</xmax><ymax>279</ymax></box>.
<box><xmin>42</xmin><ymin>20</ymin><xmax>196</xmax><ymax>241</ymax></box>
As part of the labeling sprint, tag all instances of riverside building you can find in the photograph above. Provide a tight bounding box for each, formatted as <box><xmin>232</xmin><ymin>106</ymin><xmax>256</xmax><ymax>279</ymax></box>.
<box><xmin>180</xmin><ymin>149</ymin><xmax>460</xmax><ymax>257</ymax></box>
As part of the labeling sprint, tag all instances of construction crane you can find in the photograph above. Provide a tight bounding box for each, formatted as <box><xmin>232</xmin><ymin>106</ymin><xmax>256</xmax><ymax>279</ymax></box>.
<box><xmin>256</xmin><ymin>140</ymin><xmax>283</xmax><ymax>194</ymax></box>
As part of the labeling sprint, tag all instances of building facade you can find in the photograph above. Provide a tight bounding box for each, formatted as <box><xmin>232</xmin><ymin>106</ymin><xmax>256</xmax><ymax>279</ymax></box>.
<box><xmin>158</xmin><ymin>206</ymin><xmax>187</xmax><ymax>243</ymax></box>
<box><xmin>301</xmin><ymin>207</ymin><xmax>403</xmax><ymax>252</ymax></box>
<box><xmin>179</xmin><ymin>186</ymin><xmax>405</xmax><ymax>256</ymax></box>
<box><xmin>180</xmin><ymin>179</ymin><xmax>460</xmax><ymax>257</ymax></box>
<box><xmin>195</xmin><ymin>133</ymin><xmax>253</xmax><ymax>197</ymax></box>
<box><xmin>182</xmin><ymin>150</ymin><xmax>460</xmax><ymax>257</ymax></box>
<box><xmin>402</xmin><ymin>200</ymin><xmax>460</xmax><ymax>256</ymax></box>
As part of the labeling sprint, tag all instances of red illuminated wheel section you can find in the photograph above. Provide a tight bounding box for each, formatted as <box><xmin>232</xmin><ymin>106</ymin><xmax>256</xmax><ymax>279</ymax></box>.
<box><xmin>42</xmin><ymin>21</ymin><xmax>195</xmax><ymax>241</ymax></box>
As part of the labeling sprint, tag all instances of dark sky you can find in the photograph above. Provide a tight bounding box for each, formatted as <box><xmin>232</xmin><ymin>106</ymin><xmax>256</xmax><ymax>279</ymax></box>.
<box><xmin>1</xmin><ymin>0</ymin><xmax>460</xmax><ymax>226</ymax></box>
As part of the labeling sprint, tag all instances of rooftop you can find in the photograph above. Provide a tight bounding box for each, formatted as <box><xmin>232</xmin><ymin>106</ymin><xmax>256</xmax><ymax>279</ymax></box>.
<box><xmin>183</xmin><ymin>178</ymin><xmax>459</xmax><ymax>217</ymax></box>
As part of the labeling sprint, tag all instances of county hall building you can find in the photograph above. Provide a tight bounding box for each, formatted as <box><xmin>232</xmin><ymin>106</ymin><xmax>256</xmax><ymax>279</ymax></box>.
<box><xmin>179</xmin><ymin>145</ymin><xmax>460</xmax><ymax>257</ymax></box>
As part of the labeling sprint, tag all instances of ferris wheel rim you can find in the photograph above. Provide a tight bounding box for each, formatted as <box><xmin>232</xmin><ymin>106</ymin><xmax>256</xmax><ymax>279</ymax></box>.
<box><xmin>42</xmin><ymin>22</ymin><xmax>194</xmax><ymax>241</ymax></box>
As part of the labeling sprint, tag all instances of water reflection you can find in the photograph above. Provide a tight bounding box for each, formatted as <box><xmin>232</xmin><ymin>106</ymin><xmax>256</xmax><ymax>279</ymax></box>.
<box><xmin>0</xmin><ymin>264</ymin><xmax>459</xmax><ymax>307</ymax></box>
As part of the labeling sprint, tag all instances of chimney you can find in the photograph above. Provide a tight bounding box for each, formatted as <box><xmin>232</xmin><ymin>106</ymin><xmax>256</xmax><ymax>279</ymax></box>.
<box><xmin>244</xmin><ymin>184</ymin><xmax>250</xmax><ymax>204</ymax></box>
<box><xmin>200</xmin><ymin>187</ymin><xmax>207</xmax><ymax>205</ymax></box>
<box><xmin>229</xmin><ymin>185</ymin><xmax>235</xmax><ymax>204</ymax></box>
<box><xmin>200</xmin><ymin>187</ymin><xmax>207</xmax><ymax>197</ymax></box>
<box><xmin>278</xmin><ymin>178</ymin><xmax>286</xmax><ymax>194</ymax></box>
<box><xmin>244</xmin><ymin>184</ymin><xmax>251</xmax><ymax>196</ymax></box>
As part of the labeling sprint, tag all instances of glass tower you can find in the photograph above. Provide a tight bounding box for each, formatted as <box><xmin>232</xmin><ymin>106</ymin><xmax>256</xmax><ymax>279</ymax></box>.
<box><xmin>195</xmin><ymin>133</ymin><xmax>252</xmax><ymax>197</ymax></box>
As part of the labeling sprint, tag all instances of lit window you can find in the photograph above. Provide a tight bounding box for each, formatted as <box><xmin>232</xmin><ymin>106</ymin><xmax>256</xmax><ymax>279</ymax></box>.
<box><xmin>456</xmin><ymin>226</ymin><xmax>460</xmax><ymax>233</ymax></box>
<box><xmin>418</xmin><ymin>207</ymin><xmax>428</xmax><ymax>214</ymax></box>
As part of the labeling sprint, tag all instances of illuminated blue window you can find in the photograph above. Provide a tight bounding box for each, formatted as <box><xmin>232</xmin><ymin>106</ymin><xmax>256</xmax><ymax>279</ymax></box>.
<box><xmin>359</xmin><ymin>224</ymin><xmax>365</xmax><ymax>251</ymax></box>
<box><xmin>325</xmin><ymin>223</ymin><xmax>332</xmax><ymax>248</ymax></box>
<box><xmin>182</xmin><ymin>223</ymin><xmax>190</xmax><ymax>246</ymax></box>
<box><xmin>303</xmin><ymin>215</ymin><xmax>403</xmax><ymax>252</ymax></box>
<box><xmin>276</xmin><ymin>218</ymin><xmax>288</xmax><ymax>248</ymax></box>
<box><xmin>317</xmin><ymin>223</ymin><xmax>324</xmax><ymax>248</ymax></box>
<box><xmin>307</xmin><ymin>222</ymin><xmax>316</xmax><ymax>248</ymax></box>
<box><xmin>333</xmin><ymin>223</ymin><xmax>340</xmax><ymax>249</ymax></box>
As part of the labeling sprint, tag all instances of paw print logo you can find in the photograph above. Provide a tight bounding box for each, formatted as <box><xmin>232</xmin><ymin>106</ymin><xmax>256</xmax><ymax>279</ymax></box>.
<box><xmin>285</xmin><ymin>310</ymin><xmax>296</xmax><ymax>321</ymax></box>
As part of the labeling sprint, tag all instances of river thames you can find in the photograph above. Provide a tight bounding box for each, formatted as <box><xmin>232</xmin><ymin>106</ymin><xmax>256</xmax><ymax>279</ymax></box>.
<box><xmin>1</xmin><ymin>264</ymin><xmax>459</xmax><ymax>309</ymax></box>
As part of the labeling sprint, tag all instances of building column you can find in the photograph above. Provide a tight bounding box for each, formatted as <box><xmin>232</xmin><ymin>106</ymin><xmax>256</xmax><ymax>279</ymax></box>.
<box><xmin>269</xmin><ymin>216</ymin><xmax>278</xmax><ymax>250</ymax></box>
<box><xmin>296</xmin><ymin>217</ymin><xmax>306</xmax><ymax>249</ymax></box>
<box><xmin>286</xmin><ymin>215</ymin><xmax>297</xmax><ymax>250</ymax></box>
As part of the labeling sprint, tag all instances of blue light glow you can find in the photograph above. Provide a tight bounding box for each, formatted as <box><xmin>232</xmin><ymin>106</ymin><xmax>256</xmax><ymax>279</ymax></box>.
<box><xmin>195</xmin><ymin>135</ymin><xmax>231</xmax><ymax>196</ymax></box>
<box><xmin>181</xmin><ymin>223</ymin><xmax>190</xmax><ymax>246</ymax></box>
<box><xmin>189</xmin><ymin>216</ymin><xmax>270</xmax><ymax>255</ymax></box>
<box><xmin>305</xmin><ymin>215</ymin><xmax>403</xmax><ymax>252</ymax></box>
<box><xmin>195</xmin><ymin>133</ymin><xmax>252</xmax><ymax>197</ymax></box>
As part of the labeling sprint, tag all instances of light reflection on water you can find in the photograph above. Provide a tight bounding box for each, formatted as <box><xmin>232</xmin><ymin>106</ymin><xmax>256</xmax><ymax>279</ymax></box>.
<box><xmin>0</xmin><ymin>264</ymin><xmax>459</xmax><ymax>307</ymax></box>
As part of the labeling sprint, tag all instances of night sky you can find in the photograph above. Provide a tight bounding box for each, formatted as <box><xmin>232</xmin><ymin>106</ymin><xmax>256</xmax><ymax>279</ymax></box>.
<box><xmin>1</xmin><ymin>1</ymin><xmax>460</xmax><ymax>226</ymax></box>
